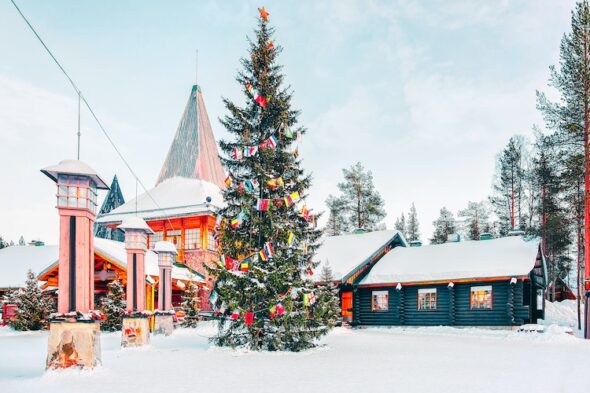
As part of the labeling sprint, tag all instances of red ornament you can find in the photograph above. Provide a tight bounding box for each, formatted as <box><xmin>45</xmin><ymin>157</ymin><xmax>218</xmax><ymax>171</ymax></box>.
<box><xmin>245</xmin><ymin>311</ymin><xmax>254</xmax><ymax>326</ymax></box>
<box><xmin>231</xmin><ymin>312</ymin><xmax>240</xmax><ymax>320</ymax></box>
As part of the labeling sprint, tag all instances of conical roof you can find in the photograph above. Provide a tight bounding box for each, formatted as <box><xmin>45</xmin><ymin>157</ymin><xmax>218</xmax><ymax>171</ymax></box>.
<box><xmin>156</xmin><ymin>85</ymin><xmax>226</xmax><ymax>188</ymax></box>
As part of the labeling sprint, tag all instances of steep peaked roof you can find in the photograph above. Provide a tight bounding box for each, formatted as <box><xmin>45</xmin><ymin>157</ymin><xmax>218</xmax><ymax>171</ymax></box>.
<box><xmin>95</xmin><ymin>175</ymin><xmax>125</xmax><ymax>241</ymax></box>
<box><xmin>156</xmin><ymin>85</ymin><xmax>226</xmax><ymax>188</ymax></box>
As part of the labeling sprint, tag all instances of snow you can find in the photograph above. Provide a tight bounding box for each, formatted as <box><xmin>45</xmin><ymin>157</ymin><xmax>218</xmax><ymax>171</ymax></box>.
<box><xmin>1</xmin><ymin>316</ymin><xmax>589</xmax><ymax>393</ymax></box>
<box><xmin>40</xmin><ymin>159</ymin><xmax>109</xmax><ymax>189</ymax></box>
<box><xmin>0</xmin><ymin>245</ymin><xmax>58</xmax><ymax>289</ymax></box>
<box><xmin>117</xmin><ymin>216</ymin><xmax>154</xmax><ymax>233</ymax></box>
<box><xmin>153</xmin><ymin>241</ymin><xmax>178</xmax><ymax>255</ymax></box>
<box><xmin>96</xmin><ymin>176</ymin><xmax>224</xmax><ymax>224</ymax></box>
<box><xmin>313</xmin><ymin>230</ymin><xmax>404</xmax><ymax>282</ymax></box>
<box><xmin>361</xmin><ymin>236</ymin><xmax>540</xmax><ymax>285</ymax></box>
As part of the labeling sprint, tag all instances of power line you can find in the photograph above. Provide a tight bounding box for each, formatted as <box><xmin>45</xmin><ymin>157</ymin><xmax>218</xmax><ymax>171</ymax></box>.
<box><xmin>10</xmin><ymin>0</ymin><xmax>178</xmax><ymax>230</ymax></box>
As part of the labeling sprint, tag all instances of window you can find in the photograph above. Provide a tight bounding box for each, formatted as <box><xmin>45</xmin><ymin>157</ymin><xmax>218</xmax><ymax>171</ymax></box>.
<box><xmin>185</xmin><ymin>228</ymin><xmax>201</xmax><ymax>250</ymax></box>
<box><xmin>371</xmin><ymin>291</ymin><xmax>389</xmax><ymax>311</ymax></box>
<box><xmin>149</xmin><ymin>231</ymin><xmax>163</xmax><ymax>249</ymax></box>
<box><xmin>470</xmin><ymin>286</ymin><xmax>493</xmax><ymax>310</ymax></box>
<box><xmin>56</xmin><ymin>175</ymin><xmax>98</xmax><ymax>214</ymax></box>
<box><xmin>207</xmin><ymin>230</ymin><xmax>217</xmax><ymax>251</ymax></box>
<box><xmin>418</xmin><ymin>288</ymin><xmax>437</xmax><ymax>310</ymax></box>
<box><xmin>166</xmin><ymin>230</ymin><xmax>182</xmax><ymax>250</ymax></box>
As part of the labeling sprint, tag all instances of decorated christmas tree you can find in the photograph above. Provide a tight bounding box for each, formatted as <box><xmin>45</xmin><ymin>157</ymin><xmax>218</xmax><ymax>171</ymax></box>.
<box><xmin>209</xmin><ymin>6</ymin><xmax>338</xmax><ymax>351</ymax></box>
<box><xmin>8</xmin><ymin>270</ymin><xmax>54</xmax><ymax>331</ymax></box>
<box><xmin>100</xmin><ymin>280</ymin><xmax>126</xmax><ymax>331</ymax></box>
<box><xmin>180</xmin><ymin>282</ymin><xmax>200</xmax><ymax>328</ymax></box>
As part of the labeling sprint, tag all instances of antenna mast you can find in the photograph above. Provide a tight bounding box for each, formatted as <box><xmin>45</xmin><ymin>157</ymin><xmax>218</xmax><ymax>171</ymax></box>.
<box><xmin>77</xmin><ymin>91</ymin><xmax>81</xmax><ymax>159</ymax></box>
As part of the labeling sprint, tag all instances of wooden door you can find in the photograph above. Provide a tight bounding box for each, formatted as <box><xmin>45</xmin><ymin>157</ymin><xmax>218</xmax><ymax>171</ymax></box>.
<box><xmin>341</xmin><ymin>291</ymin><xmax>353</xmax><ymax>322</ymax></box>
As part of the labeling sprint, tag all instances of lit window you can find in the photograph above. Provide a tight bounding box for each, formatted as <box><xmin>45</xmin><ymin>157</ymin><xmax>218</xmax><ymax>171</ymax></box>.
<box><xmin>166</xmin><ymin>230</ymin><xmax>182</xmax><ymax>250</ymax></box>
<box><xmin>470</xmin><ymin>286</ymin><xmax>493</xmax><ymax>310</ymax></box>
<box><xmin>185</xmin><ymin>229</ymin><xmax>201</xmax><ymax>250</ymax></box>
<box><xmin>149</xmin><ymin>231</ymin><xmax>163</xmax><ymax>249</ymax></box>
<box><xmin>207</xmin><ymin>230</ymin><xmax>216</xmax><ymax>251</ymax></box>
<box><xmin>418</xmin><ymin>288</ymin><xmax>437</xmax><ymax>310</ymax></box>
<box><xmin>371</xmin><ymin>290</ymin><xmax>389</xmax><ymax>311</ymax></box>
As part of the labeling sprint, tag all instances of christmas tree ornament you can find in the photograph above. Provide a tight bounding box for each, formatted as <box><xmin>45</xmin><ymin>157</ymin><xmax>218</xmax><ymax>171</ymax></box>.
<box><xmin>258</xmin><ymin>6</ymin><xmax>269</xmax><ymax>21</ymax></box>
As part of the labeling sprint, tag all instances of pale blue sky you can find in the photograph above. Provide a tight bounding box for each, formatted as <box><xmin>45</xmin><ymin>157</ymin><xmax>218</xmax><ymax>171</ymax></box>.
<box><xmin>0</xmin><ymin>0</ymin><xmax>576</xmax><ymax>243</ymax></box>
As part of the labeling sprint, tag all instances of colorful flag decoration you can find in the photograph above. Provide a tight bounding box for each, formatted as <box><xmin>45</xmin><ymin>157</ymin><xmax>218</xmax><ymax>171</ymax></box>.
<box><xmin>233</xmin><ymin>147</ymin><xmax>243</xmax><ymax>160</ymax></box>
<box><xmin>266</xmin><ymin>177</ymin><xmax>284</xmax><ymax>190</ymax></box>
<box><xmin>264</xmin><ymin>242</ymin><xmax>274</xmax><ymax>258</ymax></box>
<box><xmin>267</xmin><ymin>39</ymin><xmax>274</xmax><ymax>49</ymax></box>
<box><xmin>308</xmin><ymin>292</ymin><xmax>316</xmax><ymax>305</ymax></box>
<box><xmin>224</xmin><ymin>175</ymin><xmax>232</xmax><ymax>187</ymax></box>
<box><xmin>255</xmin><ymin>95</ymin><xmax>268</xmax><ymax>108</ymax></box>
<box><xmin>258</xmin><ymin>249</ymin><xmax>268</xmax><ymax>262</ymax></box>
<box><xmin>301</xmin><ymin>205</ymin><xmax>310</xmax><ymax>221</ymax></box>
<box><xmin>240</xmin><ymin>260</ymin><xmax>249</xmax><ymax>272</ymax></box>
<box><xmin>290</xmin><ymin>191</ymin><xmax>300</xmax><ymax>204</ymax></box>
<box><xmin>246</xmin><ymin>82</ymin><xmax>254</xmax><ymax>94</ymax></box>
<box><xmin>284</xmin><ymin>127</ymin><xmax>294</xmax><ymax>139</ymax></box>
<box><xmin>224</xmin><ymin>255</ymin><xmax>237</xmax><ymax>270</ymax></box>
<box><xmin>291</xmin><ymin>288</ymin><xmax>298</xmax><ymax>299</ymax></box>
<box><xmin>287</xmin><ymin>231</ymin><xmax>296</xmax><ymax>246</ymax></box>
<box><xmin>276</xmin><ymin>303</ymin><xmax>285</xmax><ymax>316</ymax></box>
<box><xmin>267</xmin><ymin>135</ymin><xmax>278</xmax><ymax>148</ymax></box>
<box><xmin>303</xmin><ymin>293</ymin><xmax>309</xmax><ymax>307</ymax></box>
<box><xmin>245</xmin><ymin>311</ymin><xmax>254</xmax><ymax>326</ymax></box>
<box><xmin>231</xmin><ymin>312</ymin><xmax>240</xmax><ymax>320</ymax></box>
<box><xmin>293</xmin><ymin>147</ymin><xmax>299</xmax><ymax>158</ymax></box>
<box><xmin>244</xmin><ymin>145</ymin><xmax>258</xmax><ymax>157</ymax></box>
<box><xmin>231</xmin><ymin>218</ymin><xmax>239</xmax><ymax>229</ymax></box>
<box><xmin>209</xmin><ymin>290</ymin><xmax>219</xmax><ymax>305</ymax></box>
<box><xmin>269</xmin><ymin>305</ymin><xmax>276</xmax><ymax>319</ymax></box>
<box><xmin>257</xmin><ymin>198</ymin><xmax>270</xmax><ymax>211</ymax></box>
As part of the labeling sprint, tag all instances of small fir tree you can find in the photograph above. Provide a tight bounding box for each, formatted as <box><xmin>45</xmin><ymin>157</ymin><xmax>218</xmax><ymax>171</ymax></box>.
<box><xmin>8</xmin><ymin>270</ymin><xmax>54</xmax><ymax>331</ymax></box>
<box><xmin>406</xmin><ymin>203</ymin><xmax>420</xmax><ymax>242</ymax></box>
<box><xmin>100</xmin><ymin>280</ymin><xmax>126</xmax><ymax>331</ymax></box>
<box><xmin>181</xmin><ymin>282</ymin><xmax>200</xmax><ymax>328</ymax></box>
<box><xmin>209</xmin><ymin>7</ymin><xmax>338</xmax><ymax>351</ymax></box>
<box><xmin>430</xmin><ymin>207</ymin><xmax>457</xmax><ymax>244</ymax></box>
<box><xmin>18</xmin><ymin>236</ymin><xmax>26</xmax><ymax>246</ymax></box>
<box><xmin>314</xmin><ymin>263</ymin><xmax>340</xmax><ymax>330</ymax></box>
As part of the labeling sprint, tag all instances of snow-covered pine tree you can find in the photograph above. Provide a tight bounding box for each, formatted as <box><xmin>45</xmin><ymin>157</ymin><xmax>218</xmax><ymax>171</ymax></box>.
<box><xmin>100</xmin><ymin>280</ymin><xmax>126</xmax><ymax>331</ymax></box>
<box><xmin>394</xmin><ymin>212</ymin><xmax>407</xmax><ymax>238</ymax></box>
<box><xmin>458</xmin><ymin>201</ymin><xmax>491</xmax><ymax>240</ymax></box>
<box><xmin>181</xmin><ymin>282</ymin><xmax>200</xmax><ymax>328</ymax></box>
<box><xmin>430</xmin><ymin>207</ymin><xmax>457</xmax><ymax>244</ymax></box>
<box><xmin>18</xmin><ymin>236</ymin><xmax>25</xmax><ymax>246</ymax></box>
<box><xmin>8</xmin><ymin>270</ymin><xmax>54</xmax><ymax>331</ymax></box>
<box><xmin>406</xmin><ymin>203</ymin><xmax>420</xmax><ymax>242</ymax></box>
<box><xmin>337</xmin><ymin>162</ymin><xmax>386</xmax><ymax>231</ymax></box>
<box><xmin>0</xmin><ymin>235</ymin><xmax>8</xmax><ymax>249</ymax></box>
<box><xmin>314</xmin><ymin>262</ymin><xmax>340</xmax><ymax>330</ymax></box>
<box><xmin>490</xmin><ymin>136</ymin><xmax>528</xmax><ymax>235</ymax></box>
<box><xmin>325</xmin><ymin>195</ymin><xmax>349</xmax><ymax>236</ymax></box>
<box><xmin>209</xmin><ymin>8</ymin><xmax>337</xmax><ymax>351</ymax></box>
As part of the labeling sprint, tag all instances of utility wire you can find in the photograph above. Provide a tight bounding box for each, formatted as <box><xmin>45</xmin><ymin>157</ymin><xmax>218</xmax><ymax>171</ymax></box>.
<box><xmin>10</xmin><ymin>0</ymin><xmax>179</xmax><ymax>230</ymax></box>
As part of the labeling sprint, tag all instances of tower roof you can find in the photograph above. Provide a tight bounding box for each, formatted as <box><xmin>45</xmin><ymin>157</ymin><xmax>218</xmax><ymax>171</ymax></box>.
<box><xmin>156</xmin><ymin>85</ymin><xmax>226</xmax><ymax>188</ymax></box>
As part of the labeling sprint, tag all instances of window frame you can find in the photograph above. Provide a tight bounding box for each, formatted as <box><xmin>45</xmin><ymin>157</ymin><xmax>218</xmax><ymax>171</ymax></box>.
<box><xmin>371</xmin><ymin>290</ymin><xmax>389</xmax><ymax>312</ymax></box>
<box><xmin>184</xmin><ymin>228</ymin><xmax>201</xmax><ymax>250</ymax></box>
<box><xmin>417</xmin><ymin>288</ymin><xmax>437</xmax><ymax>311</ymax></box>
<box><xmin>470</xmin><ymin>285</ymin><xmax>493</xmax><ymax>310</ymax></box>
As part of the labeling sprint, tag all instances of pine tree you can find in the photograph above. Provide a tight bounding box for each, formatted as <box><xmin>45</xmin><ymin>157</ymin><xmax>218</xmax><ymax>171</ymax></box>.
<box><xmin>325</xmin><ymin>195</ymin><xmax>348</xmax><ymax>236</ymax></box>
<box><xmin>458</xmin><ymin>201</ymin><xmax>491</xmax><ymax>240</ymax></box>
<box><xmin>18</xmin><ymin>236</ymin><xmax>25</xmax><ymax>246</ymax></box>
<box><xmin>0</xmin><ymin>236</ymin><xmax>8</xmax><ymax>249</ymax></box>
<box><xmin>181</xmin><ymin>282</ymin><xmax>200</xmax><ymax>328</ymax></box>
<box><xmin>209</xmin><ymin>8</ymin><xmax>337</xmax><ymax>351</ymax></box>
<box><xmin>490</xmin><ymin>136</ymin><xmax>528</xmax><ymax>235</ymax></box>
<box><xmin>8</xmin><ymin>270</ymin><xmax>54</xmax><ymax>331</ymax></box>
<box><xmin>336</xmin><ymin>162</ymin><xmax>386</xmax><ymax>231</ymax></box>
<box><xmin>100</xmin><ymin>280</ymin><xmax>126</xmax><ymax>331</ymax></box>
<box><xmin>313</xmin><ymin>264</ymin><xmax>340</xmax><ymax>330</ymax></box>
<box><xmin>394</xmin><ymin>212</ymin><xmax>407</xmax><ymax>238</ymax></box>
<box><xmin>430</xmin><ymin>207</ymin><xmax>457</xmax><ymax>244</ymax></box>
<box><xmin>406</xmin><ymin>203</ymin><xmax>420</xmax><ymax>242</ymax></box>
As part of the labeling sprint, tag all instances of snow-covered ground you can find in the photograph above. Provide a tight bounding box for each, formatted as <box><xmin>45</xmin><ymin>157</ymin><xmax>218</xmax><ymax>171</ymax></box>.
<box><xmin>1</xmin><ymin>303</ymin><xmax>589</xmax><ymax>393</ymax></box>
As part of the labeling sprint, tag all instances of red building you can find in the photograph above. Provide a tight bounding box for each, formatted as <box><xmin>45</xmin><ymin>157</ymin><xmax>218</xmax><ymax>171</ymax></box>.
<box><xmin>96</xmin><ymin>85</ymin><xmax>226</xmax><ymax>311</ymax></box>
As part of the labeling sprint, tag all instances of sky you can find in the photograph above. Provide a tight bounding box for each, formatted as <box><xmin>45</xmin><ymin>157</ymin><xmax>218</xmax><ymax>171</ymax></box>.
<box><xmin>0</xmin><ymin>0</ymin><xmax>577</xmax><ymax>245</ymax></box>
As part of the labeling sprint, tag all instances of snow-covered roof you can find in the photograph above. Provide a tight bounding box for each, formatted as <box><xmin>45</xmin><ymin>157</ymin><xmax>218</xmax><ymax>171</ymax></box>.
<box><xmin>41</xmin><ymin>159</ymin><xmax>109</xmax><ymax>189</ymax></box>
<box><xmin>96</xmin><ymin>176</ymin><xmax>225</xmax><ymax>224</ymax></box>
<box><xmin>154</xmin><ymin>241</ymin><xmax>178</xmax><ymax>255</ymax></box>
<box><xmin>360</xmin><ymin>236</ymin><xmax>540</xmax><ymax>286</ymax></box>
<box><xmin>0</xmin><ymin>239</ymin><xmax>202</xmax><ymax>289</ymax></box>
<box><xmin>0</xmin><ymin>245</ymin><xmax>59</xmax><ymax>289</ymax></box>
<box><xmin>118</xmin><ymin>216</ymin><xmax>154</xmax><ymax>234</ymax></box>
<box><xmin>313</xmin><ymin>230</ymin><xmax>406</xmax><ymax>283</ymax></box>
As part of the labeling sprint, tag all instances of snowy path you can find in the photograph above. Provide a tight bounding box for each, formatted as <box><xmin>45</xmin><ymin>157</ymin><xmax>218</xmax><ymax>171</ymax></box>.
<box><xmin>1</xmin><ymin>324</ymin><xmax>588</xmax><ymax>393</ymax></box>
